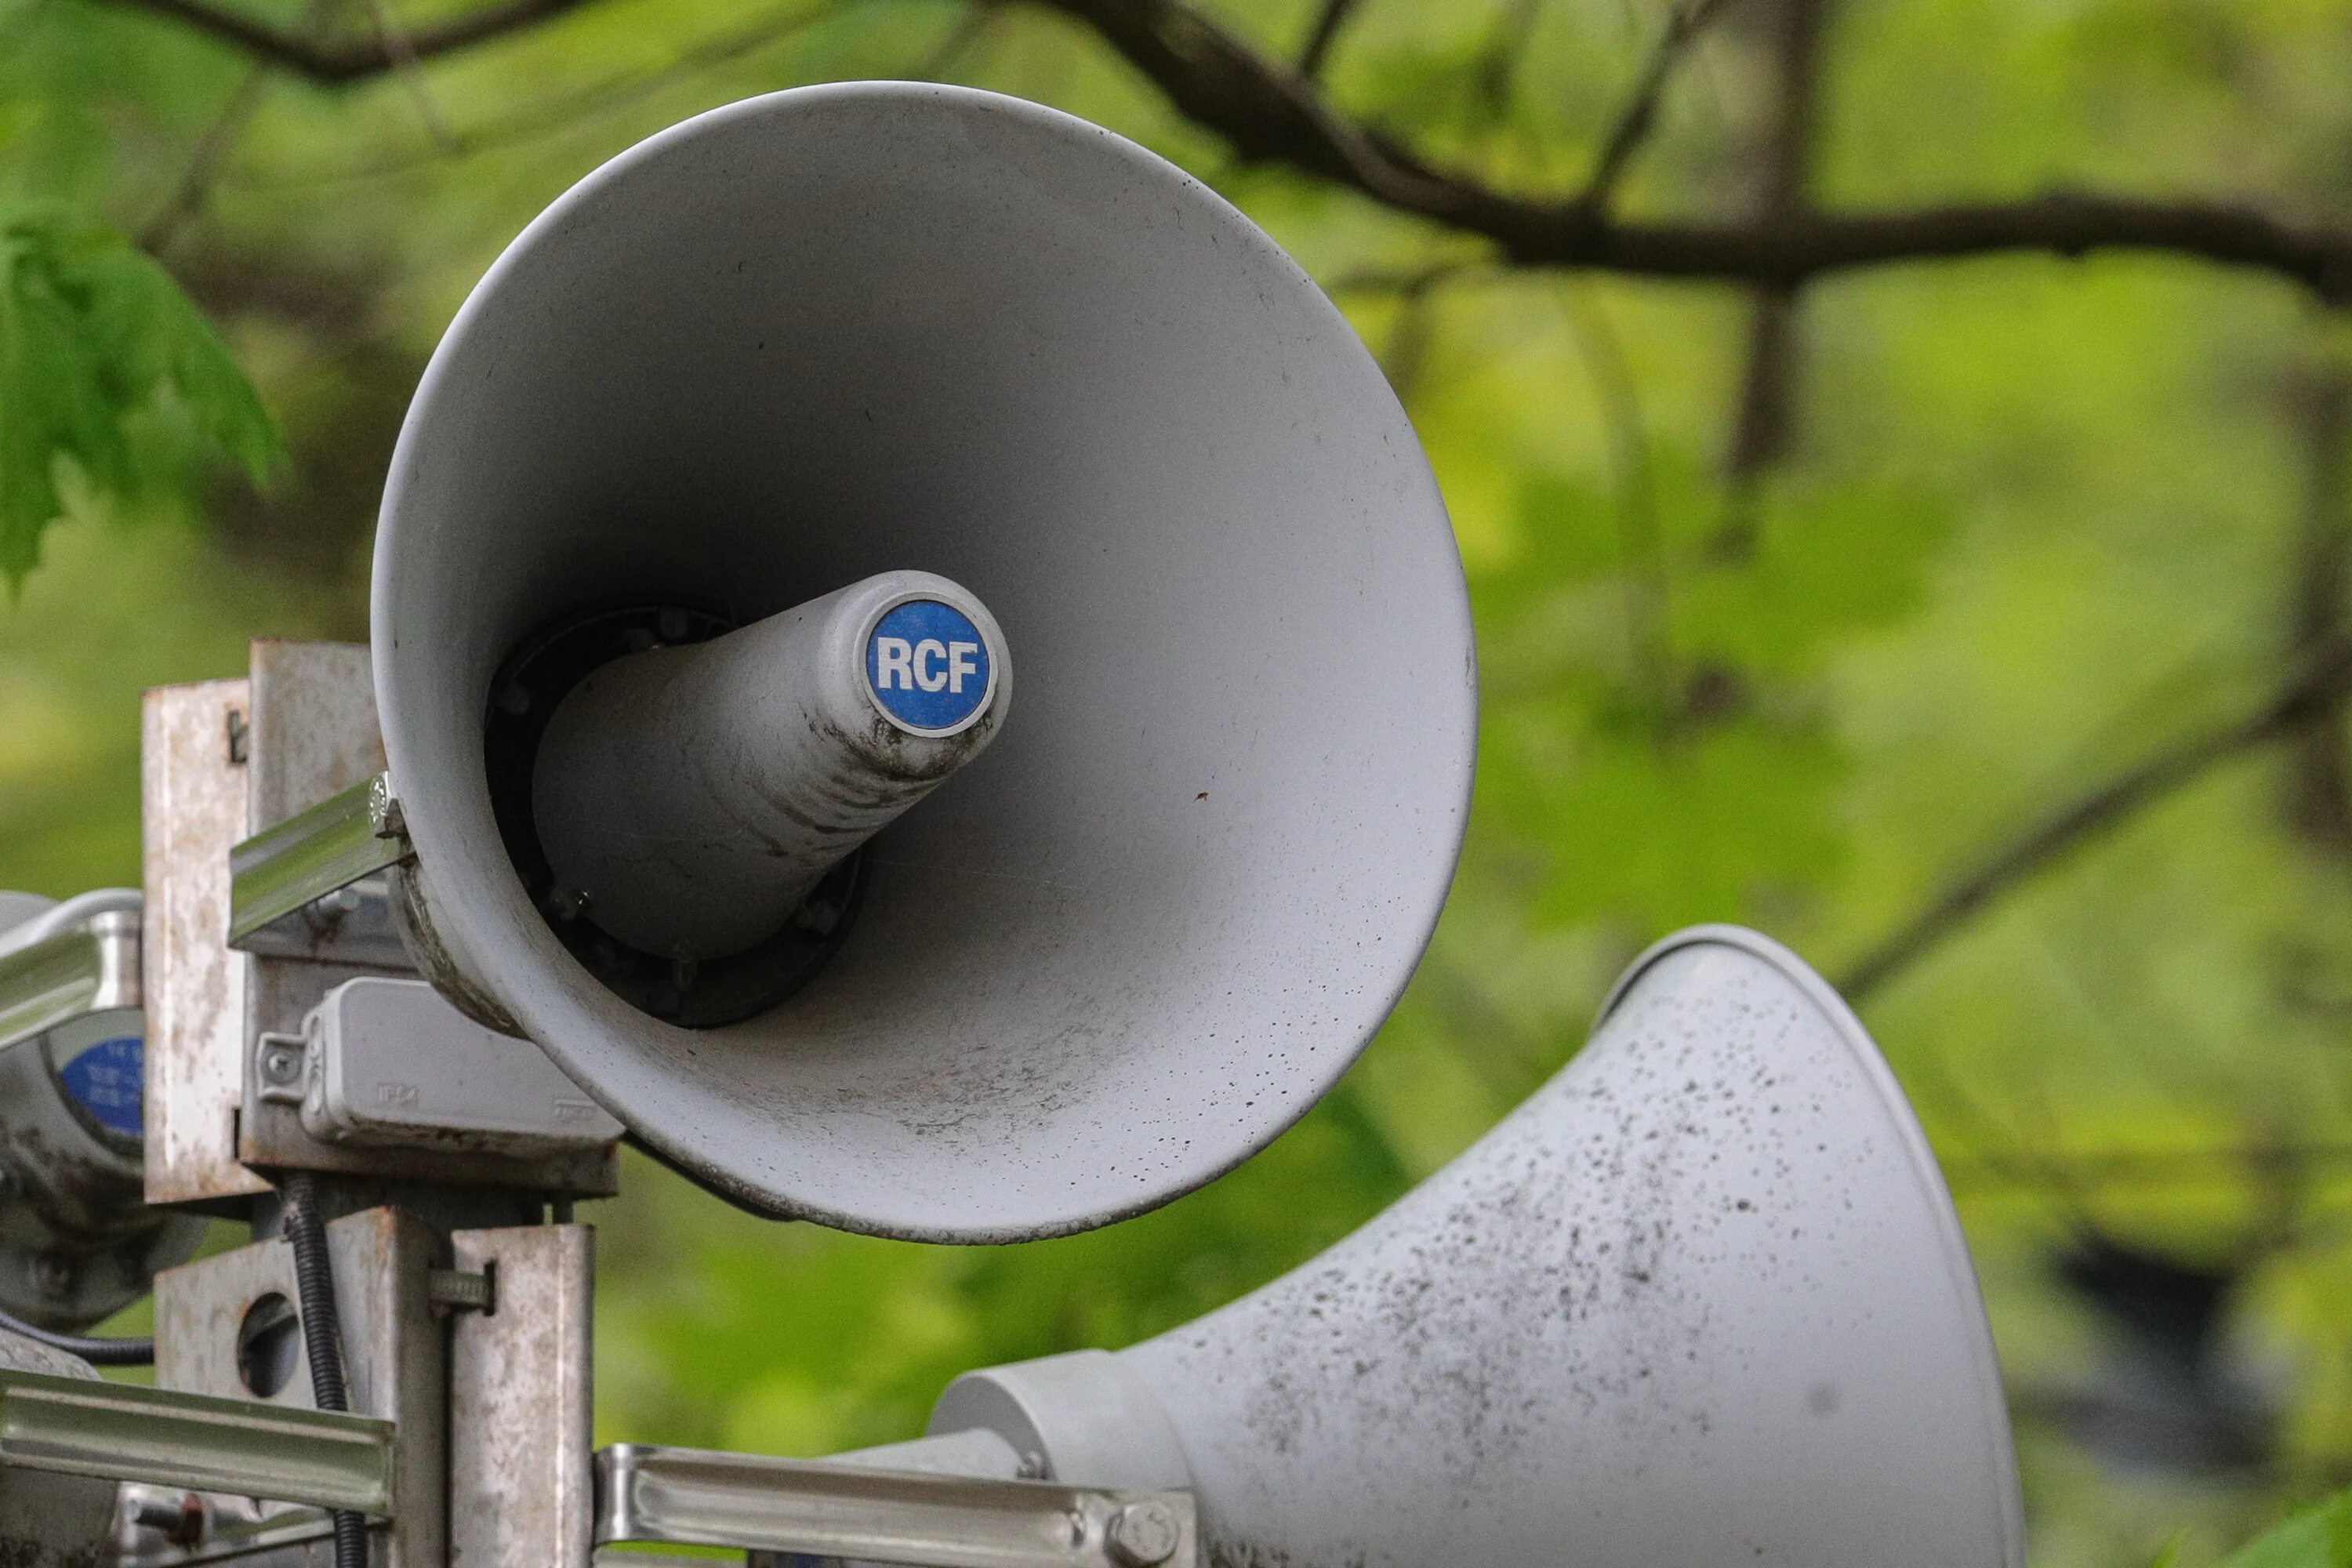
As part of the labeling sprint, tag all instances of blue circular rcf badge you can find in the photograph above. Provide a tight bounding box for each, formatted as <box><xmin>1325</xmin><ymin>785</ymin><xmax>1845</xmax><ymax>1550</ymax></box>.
<box><xmin>866</xmin><ymin>600</ymin><xmax>993</xmax><ymax>734</ymax></box>
<box><xmin>58</xmin><ymin>1036</ymin><xmax>143</xmax><ymax>1141</ymax></box>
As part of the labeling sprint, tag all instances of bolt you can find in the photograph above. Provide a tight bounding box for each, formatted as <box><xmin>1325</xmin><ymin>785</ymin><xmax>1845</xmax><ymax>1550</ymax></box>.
<box><xmin>127</xmin><ymin>1491</ymin><xmax>205</xmax><ymax>1547</ymax></box>
<box><xmin>1105</xmin><ymin>1501</ymin><xmax>1180</xmax><ymax>1568</ymax></box>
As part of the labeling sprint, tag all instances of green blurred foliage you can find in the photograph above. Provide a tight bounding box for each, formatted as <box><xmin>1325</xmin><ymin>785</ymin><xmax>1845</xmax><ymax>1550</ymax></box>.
<box><xmin>0</xmin><ymin>210</ymin><xmax>281</xmax><ymax>581</ymax></box>
<box><xmin>8</xmin><ymin>0</ymin><xmax>2352</xmax><ymax>1563</ymax></box>
<box><xmin>2194</xmin><ymin>1487</ymin><xmax>2352</xmax><ymax>1567</ymax></box>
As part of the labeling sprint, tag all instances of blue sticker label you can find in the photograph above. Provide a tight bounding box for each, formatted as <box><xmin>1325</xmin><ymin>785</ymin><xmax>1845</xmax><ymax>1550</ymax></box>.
<box><xmin>866</xmin><ymin>600</ymin><xmax>992</xmax><ymax>732</ymax></box>
<box><xmin>58</xmin><ymin>1036</ymin><xmax>143</xmax><ymax>1140</ymax></box>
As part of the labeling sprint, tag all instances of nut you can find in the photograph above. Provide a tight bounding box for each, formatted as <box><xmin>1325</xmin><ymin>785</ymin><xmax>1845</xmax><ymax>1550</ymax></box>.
<box><xmin>1105</xmin><ymin>1500</ymin><xmax>1181</xmax><ymax>1567</ymax></box>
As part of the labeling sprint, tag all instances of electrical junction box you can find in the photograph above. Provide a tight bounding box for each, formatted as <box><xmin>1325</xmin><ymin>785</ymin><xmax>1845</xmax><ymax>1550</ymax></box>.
<box><xmin>289</xmin><ymin>977</ymin><xmax>621</xmax><ymax>1156</ymax></box>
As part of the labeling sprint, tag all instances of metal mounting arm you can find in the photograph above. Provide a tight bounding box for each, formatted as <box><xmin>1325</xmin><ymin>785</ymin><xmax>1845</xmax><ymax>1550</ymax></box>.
<box><xmin>227</xmin><ymin>772</ymin><xmax>411</xmax><ymax>958</ymax></box>
<box><xmin>593</xmin><ymin>1443</ymin><xmax>1200</xmax><ymax>1568</ymax></box>
<box><xmin>0</xmin><ymin>1370</ymin><xmax>396</xmax><ymax>1516</ymax></box>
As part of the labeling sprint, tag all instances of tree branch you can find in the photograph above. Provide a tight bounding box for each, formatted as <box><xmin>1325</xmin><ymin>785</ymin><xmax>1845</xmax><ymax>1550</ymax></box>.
<box><xmin>359</xmin><ymin>0</ymin><xmax>463</xmax><ymax>147</ymax></box>
<box><xmin>93</xmin><ymin>0</ymin><xmax>2352</xmax><ymax>303</ymax></box>
<box><xmin>1716</xmin><ymin>0</ymin><xmax>1833</xmax><ymax>555</ymax></box>
<box><xmin>2283</xmin><ymin>365</ymin><xmax>2352</xmax><ymax>854</ymax></box>
<box><xmin>1014</xmin><ymin>0</ymin><xmax>2352</xmax><ymax>303</ymax></box>
<box><xmin>1836</xmin><ymin>642</ymin><xmax>2352</xmax><ymax>1002</ymax></box>
<box><xmin>1467</xmin><ymin>0</ymin><xmax>1541</xmax><ymax>125</ymax></box>
<box><xmin>1582</xmin><ymin>0</ymin><xmax>1740</xmax><ymax>209</ymax></box>
<box><xmin>1723</xmin><ymin>0</ymin><xmax>1829</xmax><ymax>463</ymax></box>
<box><xmin>220</xmin><ymin>1</ymin><xmax>835</xmax><ymax>186</ymax></box>
<box><xmin>1293</xmin><ymin>0</ymin><xmax>1356</xmax><ymax>82</ymax></box>
<box><xmin>140</xmin><ymin>56</ymin><xmax>274</xmax><ymax>249</ymax></box>
<box><xmin>91</xmin><ymin>0</ymin><xmax>600</xmax><ymax>84</ymax></box>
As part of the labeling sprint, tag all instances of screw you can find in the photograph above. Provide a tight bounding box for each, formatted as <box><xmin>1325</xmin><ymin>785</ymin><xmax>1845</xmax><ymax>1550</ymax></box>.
<box><xmin>1105</xmin><ymin>1501</ymin><xmax>1180</xmax><ymax>1567</ymax></box>
<box><xmin>260</xmin><ymin>1044</ymin><xmax>302</xmax><ymax>1086</ymax></box>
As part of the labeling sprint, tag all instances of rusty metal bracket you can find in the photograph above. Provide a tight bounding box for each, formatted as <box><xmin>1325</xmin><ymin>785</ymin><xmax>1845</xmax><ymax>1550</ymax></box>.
<box><xmin>154</xmin><ymin>1207</ymin><xmax>441</xmax><ymax>1567</ymax></box>
<box><xmin>451</xmin><ymin>1225</ymin><xmax>593</xmax><ymax>1568</ymax></box>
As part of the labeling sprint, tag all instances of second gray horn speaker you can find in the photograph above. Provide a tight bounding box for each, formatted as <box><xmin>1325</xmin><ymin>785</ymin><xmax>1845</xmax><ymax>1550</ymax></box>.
<box><xmin>889</xmin><ymin>929</ymin><xmax>2025</xmax><ymax>1568</ymax></box>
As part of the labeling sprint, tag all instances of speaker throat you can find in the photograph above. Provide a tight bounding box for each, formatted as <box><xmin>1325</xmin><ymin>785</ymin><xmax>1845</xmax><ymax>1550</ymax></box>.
<box><xmin>482</xmin><ymin>602</ymin><xmax>868</xmax><ymax>1029</ymax></box>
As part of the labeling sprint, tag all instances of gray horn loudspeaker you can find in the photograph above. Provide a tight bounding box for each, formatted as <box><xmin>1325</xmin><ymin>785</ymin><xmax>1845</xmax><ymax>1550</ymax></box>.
<box><xmin>866</xmin><ymin>928</ymin><xmax>2024</xmax><ymax>1567</ymax></box>
<box><xmin>371</xmin><ymin>84</ymin><xmax>1476</xmax><ymax>1240</ymax></box>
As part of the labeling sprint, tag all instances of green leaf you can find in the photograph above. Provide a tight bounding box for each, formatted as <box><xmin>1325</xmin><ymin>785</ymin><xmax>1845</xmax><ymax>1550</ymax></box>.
<box><xmin>2215</xmin><ymin>1490</ymin><xmax>2352</xmax><ymax>1568</ymax></box>
<box><xmin>0</xmin><ymin>210</ymin><xmax>281</xmax><ymax>585</ymax></box>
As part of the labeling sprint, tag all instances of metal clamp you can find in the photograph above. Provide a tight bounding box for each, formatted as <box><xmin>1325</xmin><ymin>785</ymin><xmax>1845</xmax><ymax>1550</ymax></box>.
<box><xmin>227</xmin><ymin>773</ymin><xmax>413</xmax><ymax>957</ymax></box>
<box><xmin>593</xmin><ymin>1443</ymin><xmax>1200</xmax><ymax>1568</ymax></box>
<box><xmin>0</xmin><ymin>1370</ymin><xmax>396</xmax><ymax>1517</ymax></box>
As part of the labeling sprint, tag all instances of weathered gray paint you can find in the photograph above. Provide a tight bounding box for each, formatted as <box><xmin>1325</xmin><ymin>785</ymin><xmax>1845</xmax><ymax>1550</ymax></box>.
<box><xmin>532</xmin><ymin>570</ymin><xmax>1009</xmax><ymax>960</ymax></box>
<box><xmin>925</xmin><ymin>928</ymin><xmax>2025</xmax><ymax>1568</ymax></box>
<box><xmin>141</xmin><ymin>677</ymin><xmax>270</xmax><ymax>1205</ymax></box>
<box><xmin>143</xmin><ymin>646</ymin><xmax>621</xmax><ymax>1196</ymax></box>
<box><xmin>155</xmin><ymin>1208</ymin><xmax>446</xmax><ymax>1568</ymax></box>
<box><xmin>297</xmin><ymin>977</ymin><xmax>621</xmax><ymax>1156</ymax></box>
<box><xmin>448</xmin><ymin>1224</ymin><xmax>593</xmax><ymax>1568</ymax></box>
<box><xmin>931</xmin><ymin>1351</ymin><xmax>1191</xmax><ymax>1492</ymax></box>
<box><xmin>373</xmin><ymin>84</ymin><xmax>1476</xmax><ymax>1240</ymax></box>
<box><xmin>0</xmin><ymin>997</ymin><xmax>205</xmax><ymax>1329</ymax></box>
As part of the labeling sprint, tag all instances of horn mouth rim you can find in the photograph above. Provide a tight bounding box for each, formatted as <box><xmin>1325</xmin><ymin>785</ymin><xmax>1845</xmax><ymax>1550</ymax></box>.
<box><xmin>368</xmin><ymin>80</ymin><xmax>1478</xmax><ymax>1242</ymax></box>
<box><xmin>1598</xmin><ymin>924</ymin><xmax>2027</xmax><ymax>1568</ymax></box>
